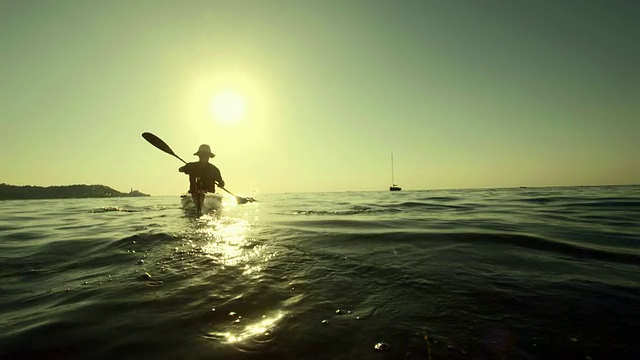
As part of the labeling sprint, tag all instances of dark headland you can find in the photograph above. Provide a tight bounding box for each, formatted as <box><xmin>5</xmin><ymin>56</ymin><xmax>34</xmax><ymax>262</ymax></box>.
<box><xmin>0</xmin><ymin>183</ymin><xmax>150</xmax><ymax>200</ymax></box>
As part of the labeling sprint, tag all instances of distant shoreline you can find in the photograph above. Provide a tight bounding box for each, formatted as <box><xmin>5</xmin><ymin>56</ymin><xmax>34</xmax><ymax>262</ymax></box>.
<box><xmin>0</xmin><ymin>183</ymin><xmax>150</xmax><ymax>200</ymax></box>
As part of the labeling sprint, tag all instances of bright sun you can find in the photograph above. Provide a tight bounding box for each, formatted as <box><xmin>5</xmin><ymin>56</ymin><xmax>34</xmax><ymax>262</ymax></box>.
<box><xmin>211</xmin><ymin>91</ymin><xmax>246</xmax><ymax>123</ymax></box>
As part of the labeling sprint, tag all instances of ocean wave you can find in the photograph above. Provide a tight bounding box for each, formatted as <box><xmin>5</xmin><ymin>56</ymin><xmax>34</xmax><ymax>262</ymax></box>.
<box><xmin>294</xmin><ymin>230</ymin><xmax>640</xmax><ymax>265</ymax></box>
<box><xmin>415</xmin><ymin>196</ymin><xmax>462</xmax><ymax>202</ymax></box>
<box><xmin>393</xmin><ymin>201</ymin><xmax>472</xmax><ymax>211</ymax></box>
<box><xmin>92</xmin><ymin>207</ymin><xmax>140</xmax><ymax>213</ymax></box>
<box><xmin>291</xmin><ymin>202</ymin><xmax>473</xmax><ymax>215</ymax></box>
<box><xmin>458</xmin><ymin>232</ymin><xmax>640</xmax><ymax>264</ymax></box>
<box><xmin>291</xmin><ymin>207</ymin><xmax>399</xmax><ymax>216</ymax></box>
<box><xmin>563</xmin><ymin>200</ymin><xmax>640</xmax><ymax>209</ymax></box>
<box><xmin>517</xmin><ymin>197</ymin><xmax>557</xmax><ymax>204</ymax></box>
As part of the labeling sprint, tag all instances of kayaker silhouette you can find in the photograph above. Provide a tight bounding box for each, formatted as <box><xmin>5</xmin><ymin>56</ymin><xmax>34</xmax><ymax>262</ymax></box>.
<box><xmin>178</xmin><ymin>144</ymin><xmax>225</xmax><ymax>194</ymax></box>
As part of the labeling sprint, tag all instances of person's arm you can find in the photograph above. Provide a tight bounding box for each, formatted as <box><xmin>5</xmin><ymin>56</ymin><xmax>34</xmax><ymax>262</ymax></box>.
<box><xmin>216</xmin><ymin>167</ymin><xmax>225</xmax><ymax>188</ymax></box>
<box><xmin>179</xmin><ymin>163</ymin><xmax>192</xmax><ymax>174</ymax></box>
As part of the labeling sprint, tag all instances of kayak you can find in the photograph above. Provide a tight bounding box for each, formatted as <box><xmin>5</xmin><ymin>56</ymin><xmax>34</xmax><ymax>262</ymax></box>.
<box><xmin>180</xmin><ymin>193</ymin><xmax>223</xmax><ymax>215</ymax></box>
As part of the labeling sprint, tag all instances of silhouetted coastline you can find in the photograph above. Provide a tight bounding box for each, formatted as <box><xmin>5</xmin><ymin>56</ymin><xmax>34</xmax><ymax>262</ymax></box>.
<box><xmin>0</xmin><ymin>183</ymin><xmax>150</xmax><ymax>200</ymax></box>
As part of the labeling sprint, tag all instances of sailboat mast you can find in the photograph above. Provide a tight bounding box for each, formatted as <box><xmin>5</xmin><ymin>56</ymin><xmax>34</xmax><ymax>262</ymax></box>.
<box><xmin>389</xmin><ymin>152</ymin><xmax>402</xmax><ymax>191</ymax></box>
<box><xmin>391</xmin><ymin>152</ymin><xmax>395</xmax><ymax>184</ymax></box>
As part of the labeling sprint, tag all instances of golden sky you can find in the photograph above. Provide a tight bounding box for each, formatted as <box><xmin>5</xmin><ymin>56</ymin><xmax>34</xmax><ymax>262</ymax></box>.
<box><xmin>1</xmin><ymin>1</ymin><xmax>638</xmax><ymax>195</ymax></box>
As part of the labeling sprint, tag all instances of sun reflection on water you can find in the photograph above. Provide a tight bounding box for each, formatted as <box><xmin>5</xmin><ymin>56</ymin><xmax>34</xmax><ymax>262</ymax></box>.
<box><xmin>216</xmin><ymin>312</ymin><xmax>285</xmax><ymax>344</ymax></box>
<box><xmin>195</xmin><ymin>208</ymin><xmax>269</xmax><ymax>277</ymax></box>
<box><xmin>192</xmin><ymin>200</ymin><xmax>284</xmax><ymax>348</ymax></box>
<box><xmin>198</xmin><ymin>216</ymin><xmax>251</xmax><ymax>267</ymax></box>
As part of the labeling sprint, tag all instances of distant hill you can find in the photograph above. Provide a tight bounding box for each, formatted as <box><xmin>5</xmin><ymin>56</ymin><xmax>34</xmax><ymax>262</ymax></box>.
<box><xmin>0</xmin><ymin>184</ymin><xmax>150</xmax><ymax>200</ymax></box>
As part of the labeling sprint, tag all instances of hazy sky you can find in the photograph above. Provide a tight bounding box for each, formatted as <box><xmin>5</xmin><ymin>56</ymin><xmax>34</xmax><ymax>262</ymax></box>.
<box><xmin>1</xmin><ymin>0</ymin><xmax>638</xmax><ymax>195</ymax></box>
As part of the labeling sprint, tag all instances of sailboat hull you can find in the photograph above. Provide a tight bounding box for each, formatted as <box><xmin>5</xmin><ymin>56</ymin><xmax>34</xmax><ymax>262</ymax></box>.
<box><xmin>389</xmin><ymin>186</ymin><xmax>402</xmax><ymax>191</ymax></box>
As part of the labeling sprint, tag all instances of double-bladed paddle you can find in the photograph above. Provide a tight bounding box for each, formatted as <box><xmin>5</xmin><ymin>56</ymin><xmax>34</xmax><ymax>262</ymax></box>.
<box><xmin>141</xmin><ymin>132</ymin><xmax>256</xmax><ymax>204</ymax></box>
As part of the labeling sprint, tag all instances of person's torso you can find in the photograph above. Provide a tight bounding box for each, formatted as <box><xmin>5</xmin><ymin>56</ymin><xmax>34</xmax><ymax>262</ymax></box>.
<box><xmin>187</xmin><ymin>162</ymin><xmax>219</xmax><ymax>187</ymax></box>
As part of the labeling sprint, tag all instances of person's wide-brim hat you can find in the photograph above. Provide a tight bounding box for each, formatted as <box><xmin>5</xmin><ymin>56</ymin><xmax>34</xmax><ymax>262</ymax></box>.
<box><xmin>194</xmin><ymin>144</ymin><xmax>215</xmax><ymax>157</ymax></box>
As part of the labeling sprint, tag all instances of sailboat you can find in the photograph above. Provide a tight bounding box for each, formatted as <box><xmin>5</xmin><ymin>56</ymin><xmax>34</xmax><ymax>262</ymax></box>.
<box><xmin>389</xmin><ymin>152</ymin><xmax>402</xmax><ymax>191</ymax></box>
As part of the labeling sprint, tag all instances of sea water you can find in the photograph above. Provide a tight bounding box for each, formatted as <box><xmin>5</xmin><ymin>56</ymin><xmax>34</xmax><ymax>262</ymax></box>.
<box><xmin>1</xmin><ymin>186</ymin><xmax>638</xmax><ymax>359</ymax></box>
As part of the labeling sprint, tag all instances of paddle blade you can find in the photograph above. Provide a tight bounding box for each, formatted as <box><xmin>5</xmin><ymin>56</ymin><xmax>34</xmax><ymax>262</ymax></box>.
<box><xmin>218</xmin><ymin>186</ymin><xmax>257</xmax><ymax>204</ymax></box>
<box><xmin>236</xmin><ymin>196</ymin><xmax>256</xmax><ymax>204</ymax></box>
<box><xmin>142</xmin><ymin>132</ymin><xmax>188</xmax><ymax>164</ymax></box>
<box><xmin>142</xmin><ymin>132</ymin><xmax>175</xmax><ymax>156</ymax></box>
<box><xmin>236</xmin><ymin>197</ymin><xmax>249</xmax><ymax>204</ymax></box>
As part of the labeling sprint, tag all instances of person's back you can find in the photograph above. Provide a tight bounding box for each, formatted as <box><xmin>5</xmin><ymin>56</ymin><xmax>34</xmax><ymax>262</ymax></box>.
<box><xmin>179</xmin><ymin>144</ymin><xmax>225</xmax><ymax>193</ymax></box>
